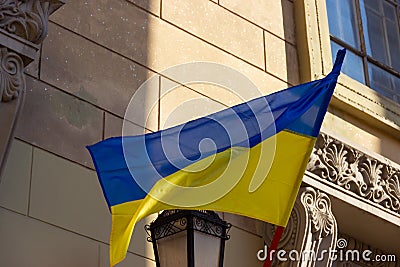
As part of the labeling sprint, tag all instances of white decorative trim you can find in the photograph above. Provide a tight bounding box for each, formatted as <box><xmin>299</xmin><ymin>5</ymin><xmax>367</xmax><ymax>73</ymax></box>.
<box><xmin>264</xmin><ymin>187</ymin><xmax>337</xmax><ymax>267</ymax></box>
<box><xmin>308</xmin><ymin>133</ymin><xmax>400</xmax><ymax>215</ymax></box>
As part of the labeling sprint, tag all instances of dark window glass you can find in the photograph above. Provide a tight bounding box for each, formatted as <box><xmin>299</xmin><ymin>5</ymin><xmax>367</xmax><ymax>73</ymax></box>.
<box><xmin>361</xmin><ymin>0</ymin><xmax>400</xmax><ymax>71</ymax></box>
<box><xmin>361</xmin><ymin>1</ymin><xmax>390</xmax><ymax>64</ymax></box>
<box><xmin>326</xmin><ymin>0</ymin><xmax>400</xmax><ymax>103</ymax></box>
<box><xmin>368</xmin><ymin>63</ymin><xmax>400</xmax><ymax>102</ymax></box>
<box><xmin>331</xmin><ymin>41</ymin><xmax>365</xmax><ymax>84</ymax></box>
<box><xmin>326</xmin><ymin>0</ymin><xmax>360</xmax><ymax>49</ymax></box>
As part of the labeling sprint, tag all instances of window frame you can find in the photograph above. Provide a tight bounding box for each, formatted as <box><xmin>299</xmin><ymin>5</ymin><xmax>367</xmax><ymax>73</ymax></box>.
<box><xmin>294</xmin><ymin>0</ymin><xmax>400</xmax><ymax>133</ymax></box>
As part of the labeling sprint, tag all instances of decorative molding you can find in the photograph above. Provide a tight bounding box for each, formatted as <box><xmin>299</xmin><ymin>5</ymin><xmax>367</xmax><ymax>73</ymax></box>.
<box><xmin>0</xmin><ymin>46</ymin><xmax>26</xmax><ymax>182</ymax></box>
<box><xmin>264</xmin><ymin>187</ymin><xmax>337</xmax><ymax>267</ymax></box>
<box><xmin>308</xmin><ymin>132</ymin><xmax>400</xmax><ymax>215</ymax></box>
<box><xmin>0</xmin><ymin>0</ymin><xmax>64</xmax><ymax>44</ymax></box>
<box><xmin>0</xmin><ymin>0</ymin><xmax>66</xmax><ymax>181</ymax></box>
<box><xmin>0</xmin><ymin>47</ymin><xmax>25</xmax><ymax>102</ymax></box>
<box><xmin>301</xmin><ymin>187</ymin><xmax>335</xmax><ymax>240</ymax></box>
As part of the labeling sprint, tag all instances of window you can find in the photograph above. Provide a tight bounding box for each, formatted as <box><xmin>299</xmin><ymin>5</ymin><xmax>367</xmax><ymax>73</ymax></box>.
<box><xmin>326</xmin><ymin>0</ymin><xmax>400</xmax><ymax>103</ymax></box>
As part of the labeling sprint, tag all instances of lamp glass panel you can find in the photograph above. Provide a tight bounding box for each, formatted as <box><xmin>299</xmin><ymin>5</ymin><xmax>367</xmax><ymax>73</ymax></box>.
<box><xmin>194</xmin><ymin>231</ymin><xmax>221</xmax><ymax>267</ymax></box>
<box><xmin>157</xmin><ymin>231</ymin><xmax>187</xmax><ymax>267</ymax></box>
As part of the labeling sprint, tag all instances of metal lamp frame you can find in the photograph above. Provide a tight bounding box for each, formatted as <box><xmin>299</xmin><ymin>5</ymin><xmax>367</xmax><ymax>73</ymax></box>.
<box><xmin>145</xmin><ymin>210</ymin><xmax>231</xmax><ymax>267</ymax></box>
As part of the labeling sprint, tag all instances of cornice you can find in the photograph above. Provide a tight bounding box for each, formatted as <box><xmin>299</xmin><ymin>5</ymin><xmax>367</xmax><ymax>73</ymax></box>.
<box><xmin>308</xmin><ymin>132</ymin><xmax>400</xmax><ymax>215</ymax></box>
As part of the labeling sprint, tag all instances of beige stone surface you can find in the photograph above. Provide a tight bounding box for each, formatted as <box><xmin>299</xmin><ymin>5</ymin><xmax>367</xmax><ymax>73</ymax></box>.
<box><xmin>332</xmin><ymin>75</ymin><xmax>400</xmax><ymax>133</ymax></box>
<box><xmin>53</xmin><ymin>0</ymin><xmax>161</xmax><ymax>18</ymax></box>
<box><xmin>127</xmin><ymin>213</ymin><xmax>157</xmax><ymax>260</ymax></box>
<box><xmin>100</xmin><ymin>243</ymin><xmax>156</xmax><ymax>267</ymax></box>
<box><xmin>49</xmin><ymin>0</ymin><xmax>287</xmax><ymax>96</ymax></box>
<box><xmin>162</xmin><ymin>0</ymin><xmax>265</xmax><ymax>68</ymax></box>
<box><xmin>323</xmin><ymin>109</ymin><xmax>400</xmax><ymax>164</ymax></box>
<box><xmin>223</xmin><ymin>213</ymin><xmax>264</xmax><ymax>237</ymax></box>
<box><xmin>220</xmin><ymin>0</ymin><xmax>296</xmax><ymax>44</ymax></box>
<box><xmin>24</xmin><ymin>46</ymin><xmax>40</xmax><ymax>77</ymax></box>
<box><xmin>127</xmin><ymin>0</ymin><xmax>160</xmax><ymax>16</ymax></box>
<box><xmin>176</xmin><ymin>82</ymin><xmax>248</xmax><ymax>108</ymax></box>
<box><xmin>0</xmin><ymin>140</ymin><xmax>32</xmax><ymax>215</ymax></box>
<box><xmin>224</xmin><ymin>226</ymin><xmax>264</xmax><ymax>267</ymax></box>
<box><xmin>15</xmin><ymin>77</ymin><xmax>103</xmax><ymax>168</ymax></box>
<box><xmin>104</xmin><ymin>112</ymin><xmax>147</xmax><ymax>139</ymax></box>
<box><xmin>29</xmin><ymin>148</ymin><xmax>111</xmax><ymax>243</ymax></box>
<box><xmin>265</xmin><ymin>31</ymin><xmax>300</xmax><ymax>85</ymax></box>
<box><xmin>0</xmin><ymin>207</ymin><xmax>99</xmax><ymax>267</ymax></box>
<box><xmin>147</xmin><ymin>21</ymin><xmax>288</xmax><ymax>95</ymax></box>
<box><xmin>160</xmin><ymin>77</ymin><xmax>226</xmax><ymax>129</ymax></box>
<box><xmin>50</xmin><ymin>0</ymin><xmax>151</xmax><ymax>66</ymax></box>
<box><xmin>294</xmin><ymin>0</ymin><xmax>323</xmax><ymax>82</ymax></box>
<box><xmin>29</xmin><ymin>147</ymin><xmax>156</xmax><ymax>259</ymax></box>
<box><xmin>41</xmin><ymin>23</ymin><xmax>158</xmax><ymax>131</ymax></box>
<box><xmin>158</xmin><ymin>62</ymin><xmax>270</xmax><ymax>106</ymax></box>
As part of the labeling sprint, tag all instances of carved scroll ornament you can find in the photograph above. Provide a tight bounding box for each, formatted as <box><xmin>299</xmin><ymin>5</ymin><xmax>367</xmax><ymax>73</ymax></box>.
<box><xmin>264</xmin><ymin>187</ymin><xmax>337</xmax><ymax>267</ymax></box>
<box><xmin>308</xmin><ymin>133</ymin><xmax>400</xmax><ymax>214</ymax></box>
<box><xmin>0</xmin><ymin>47</ymin><xmax>25</xmax><ymax>102</ymax></box>
<box><xmin>0</xmin><ymin>0</ymin><xmax>65</xmax><ymax>180</ymax></box>
<box><xmin>0</xmin><ymin>0</ymin><xmax>64</xmax><ymax>44</ymax></box>
<box><xmin>300</xmin><ymin>187</ymin><xmax>335</xmax><ymax>240</ymax></box>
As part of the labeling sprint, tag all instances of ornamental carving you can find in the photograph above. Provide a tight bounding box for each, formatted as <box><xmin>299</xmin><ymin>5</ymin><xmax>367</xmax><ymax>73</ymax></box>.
<box><xmin>301</xmin><ymin>187</ymin><xmax>335</xmax><ymax>239</ymax></box>
<box><xmin>264</xmin><ymin>187</ymin><xmax>337</xmax><ymax>267</ymax></box>
<box><xmin>308</xmin><ymin>133</ymin><xmax>400</xmax><ymax>214</ymax></box>
<box><xmin>0</xmin><ymin>0</ymin><xmax>65</xmax><ymax>180</ymax></box>
<box><xmin>0</xmin><ymin>47</ymin><xmax>24</xmax><ymax>102</ymax></box>
<box><xmin>0</xmin><ymin>0</ymin><xmax>64</xmax><ymax>44</ymax></box>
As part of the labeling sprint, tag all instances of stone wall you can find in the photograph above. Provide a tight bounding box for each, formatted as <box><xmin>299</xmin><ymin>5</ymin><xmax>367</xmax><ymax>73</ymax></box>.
<box><xmin>0</xmin><ymin>0</ymin><xmax>297</xmax><ymax>266</ymax></box>
<box><xmin>1</xmin><ymin>0</ymin><xmax>399</xmax><ymax>266</ymax></box>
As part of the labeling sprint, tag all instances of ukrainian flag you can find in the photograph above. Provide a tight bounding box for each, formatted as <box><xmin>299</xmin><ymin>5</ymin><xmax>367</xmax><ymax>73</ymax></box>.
<box><xmin>87</xmin><ymin>50</ymin><xmax>345</xmax><ymax>266</ymax></box>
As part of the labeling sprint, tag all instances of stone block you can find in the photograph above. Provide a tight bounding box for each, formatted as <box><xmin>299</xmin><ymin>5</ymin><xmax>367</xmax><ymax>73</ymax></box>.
<box><xmin>323</xmin><ymin>108</ymin><xmax>400</xmax><ymax>164</ymax></box>
<box><xmin>49</xmin><ymin>0</ymin><xmax>151</xmax><ymax>66</ymax></box>
<box><xmin>162</xmin><ymin>0</ymin><xmax>265</xmax><ymax>68</ymax></box>
<box><xmin>177</xmin><ymin>81</ymin><xmax>258</xmax><ymax>107</ymax></box>
<box><xmin>104</xmin><ymin>112</ymin><xmax>147</xmax><ymax>139</ymax></box>
<box><xmin>223</xmin><ymin>213</ymin><xmax>264</xmax><ymax>237</ymax></box>
<box><xmin>24</xmin><ymin>45</ymin><xmax>40</xmax><ymax>77</ymax></box>
<box><xmin>41</xmin><ymin>23</ymin><xmax>158</xmax><ymax>130</ymax></box>
<box><xmin>127</xmin><ymin>0</ymin><xmax>160</xmax><ymax>16</ymax></box>
<box><xmin>15</xmin><ymin>77</ymin><xmax>103</xmax><ymax>168</ymax></box>
<box><xmin>224</xmin><ymin>226</ymin><xmax>264</xmax><ymax>267</ymax></box>
<box><xmin>100</xmin><ymin>243</ymin><xmax>156</xmax><ymax>267</ymax></box>
<box><xmin>127</xmin><ymin>213</ymin><xmax>157</xmax><ymax>260</ymax></box>
<box><xmin>265</xmin><ymin>31</ymin><xmax>299</xmax><ymax>85</ymax></box>
<box><xmin>0</xmin><ymin>139</ymin><xmax>32</xmax><ymax>215</ymax></box>
<box><xmin>220</xmin><ymin>0</ymin><xmax>296</xmax><ymax>44</ymax></box>
<box><xmin>49</xmin><ymin>0</ymin><xmax>287</xmax><ymax>96</ymax></box>
<box><xmin>160</xmin><ymin>77</ymin><xmax>226</xmax><ymax>129</ymax></box>
<box><xmin>0</xmin><ymin>207</ymin><xmax>99</xmax><ymax>267</ymax></box>
<box><xmin>29</xmin><ymin>147</ymin><xmax>111</xmax><ymax>243</ymax></box>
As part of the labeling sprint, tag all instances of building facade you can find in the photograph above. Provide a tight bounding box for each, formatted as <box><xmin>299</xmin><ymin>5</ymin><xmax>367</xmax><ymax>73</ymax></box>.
<box><xmin>0</xmin><ymin>0</ymin><xmax>399</xmax><ymax>266</ymax></box>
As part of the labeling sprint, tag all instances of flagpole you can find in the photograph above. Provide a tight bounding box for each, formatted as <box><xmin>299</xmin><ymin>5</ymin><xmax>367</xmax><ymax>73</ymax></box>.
<box><xmin>263</xmin><ymin>226</ymin><xmax>285</xmax><ymax>267</ymax></box>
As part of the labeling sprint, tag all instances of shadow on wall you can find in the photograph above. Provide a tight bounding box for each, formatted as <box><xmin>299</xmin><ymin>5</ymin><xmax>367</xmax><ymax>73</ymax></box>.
<box><xmin>0</xmin><ymin>0</ymin><xmax>159</xmax><ymax>266</ymax></box>
<box><xmin>281</xmin><ymin>0</ymin><xmax>300</xmax><ymax>86</ymax></box>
